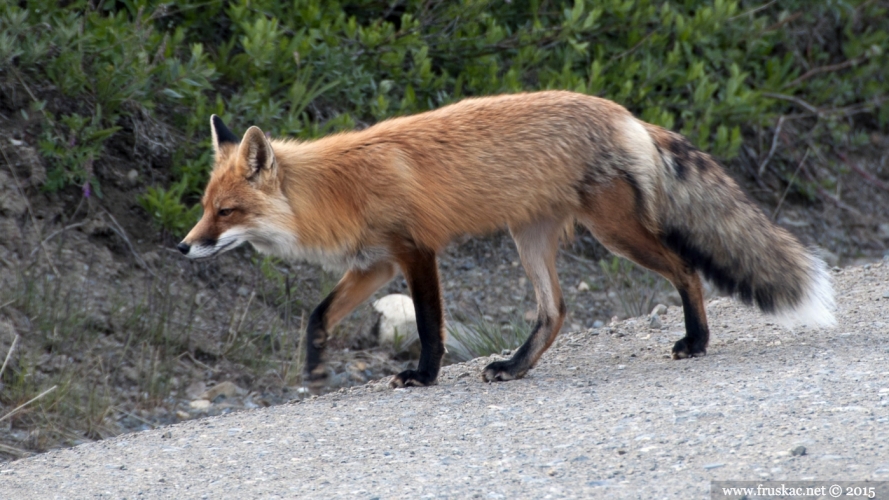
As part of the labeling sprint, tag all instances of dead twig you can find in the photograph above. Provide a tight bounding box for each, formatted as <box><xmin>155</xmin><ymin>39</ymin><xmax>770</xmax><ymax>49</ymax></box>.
<box><xmin>838</xmin><ymin>154</ymin><xmax>889</xmax><ymax>193</ymax></box>
<box><xmin>761</xmin><ymin>11</ymin><xmax>802</xmax><ymax>33</ymax></box>
<box><xmin>797</xmin><ymin>163</ymin><xmax>863</xmax><ymax>217</ymax></box>
<box><xmin>763</xmin><ymin>93</ymin><xmax>818</xmax><ymax>114</ymax></box>
<box><xmin>181</xmin><ymin>352</ymin><xmax>218</xmax><ymax>373</ymax></box>
<box><xmin>729</xmin><ymin>0</ymin><xmax>777</xmax><ymax>20</ymax></box>
<box><xmin>0</xmin><ymin>385</ymin><xmax>58</xmax><ymax>424</ymax></box>
<box><xmin>29</xmin><ymin>222</ymin><xmax>88</xmax><ymax>258</ymax></box>
<box><xmin>785</xmin><ymin>55</ymin><xmax>870</xmax><ymax>89</ymax></box>
<box><xmin>0</xmin><ymin>334</ymin><xmax>20</xmax><ymax>381</ymax></box>
<box><xmin>99</xmin><ymin>207</ymin><xmax>156</xmax><ymax>278</ymax></box>
<box><xmin>772</xmin><ymin>148</ymin><xmax>809</xmax><ymax>220</ymax></box>
<box><xmin>758</xmin><ymin>115</ymin><xmax>785</xmax><ymax>176</ymax></box>
<box><xmin>0</xmin><ymin>442</ymin><xmax>30</xmax><ymax>458</ymax></box>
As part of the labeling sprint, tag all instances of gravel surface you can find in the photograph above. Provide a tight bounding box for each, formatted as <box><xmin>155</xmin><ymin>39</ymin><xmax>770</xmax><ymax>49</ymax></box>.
<box><xmin>2</xmin><ymin>262</ymin><xmax>887</xmax><ymax>499</ymax></box>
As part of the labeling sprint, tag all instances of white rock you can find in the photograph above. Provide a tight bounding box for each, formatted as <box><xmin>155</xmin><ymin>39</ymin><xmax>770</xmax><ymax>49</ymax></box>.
<box><xmin>189</xmin><ymin>399</ymin><xmax>211</xmax><ymax>410</ymax></box>
<box><xmin>372</xmin><ymin>294</ymin><xmax>419</xmax><ymax>349</ymax></box>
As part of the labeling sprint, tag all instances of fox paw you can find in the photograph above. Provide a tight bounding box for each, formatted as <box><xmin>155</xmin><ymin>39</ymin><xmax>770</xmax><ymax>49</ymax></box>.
<box><xmin>671</xmin><ymin>338</ymin><xmax>707</xmax><ymax>360</ymax></box>
<box><xmin>389</xmin><ymin>369</ymin><xmax>437</xmax><ymax>388</ymax></box>
<box><xmin>304</xmin><ymin>365</ymin><xmax>329</xmax><ymax>395</ymax></box>
<box><xmin>482</xmin><ymin>360</ymin><xmax>529</xmax><ymax>382</ymax></box>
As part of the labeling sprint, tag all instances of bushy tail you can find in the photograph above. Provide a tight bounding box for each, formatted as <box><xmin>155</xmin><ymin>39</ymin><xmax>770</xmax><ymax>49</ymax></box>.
<box><xmin>645</xmin><ymin>124</ymin><xmax>836</xmax><ymax>328</ymax></box>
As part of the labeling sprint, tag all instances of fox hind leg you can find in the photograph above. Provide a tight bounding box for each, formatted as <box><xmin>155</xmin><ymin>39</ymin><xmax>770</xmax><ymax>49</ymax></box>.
<box><xmin>579</xmin><ymin>177</ymin><xmax>709</xmax><ymax>358</ymax></box>
<box><xmin>483</xmin><ymin>216</ymin><xmax>567</xmax><ymax>382</ymax></box>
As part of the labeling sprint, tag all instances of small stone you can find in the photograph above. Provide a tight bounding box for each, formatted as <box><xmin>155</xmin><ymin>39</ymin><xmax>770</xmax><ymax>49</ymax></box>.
<box><xmin>121</xmin><ymin>366</ymin><xmax>141</xmax><ymax>383</ymax></box>
<box><xmin>818</xmin><ymin>249</ymin><xmax>840</xmax><ymax>267</ymax></box>
<box><xmin>499</xmin><ymin>305</ymin><xmax>515</xmax><ymax>314</ymax></box>
<box><xmin>194</xmin><ymin>291</ymin><xmax>211</xmax><ymax>307</ymax></box>
<box><xmin>650</xmin><ymin>304</ymin><xmax>668</xmax><ymax>316</ymax></box>
<box><xmin>883</xmin><ymin>290</ymin><xmax>889</xmax><ymax>299</ymax></box>
<box><xmin>791</xmin><ymin>446</ymin><xmax>806</xmax><ymax>456</ymax></box>
<box><xmin>703</xmin><ymin>463</ymin><xmax>725</xmax><ymax>470</ymax></box>
<box><xmin>577</xmin><ymin>281</ymin><xmax>590</xmax><ymax>292</ymax></box>
<box><xmin>200</xmin><ymin>381</ymin><xmax>247</xmax><ymax>401</ymax></box>
<box><xmin>161</xmin><ymin>431</ymin><xmax>172</xmax><ymax>439</ymax></box>
<box><xmin>189</xmin><ymin>399</ymin><xmax>211</xmax><ymax>410</ymax></box>
<box><xmin>501</xmin><ymin>349</ymin><xmax>512</xmax><ymax>356</ymax></box>
<box><xmin>592</xmin><ymin>320</ymin><xmax>604</xmax><ymax>328</ymax></box>
<box><xmin>126</xmin><ymin>169</ymin><xmax>139</xmax><ymax>184</ymax></box>
<box><xmin>236</xmin><ymin>286</ymin><xmax>250</xmax><ymax>297</ymax></box>
<box><xmin>648</xmin><ymin>314</ymin><xmax>663</xmax><ymax>330</ymax></box>
<box><xmin>524</xmin><ymin>310</ymin><xmax>536</xmax><ymax>322</ymax></box>
<box><xmin>176</xmin><ymin>411</ymin><xmax>190</xmax><ymax>420</ymax></box>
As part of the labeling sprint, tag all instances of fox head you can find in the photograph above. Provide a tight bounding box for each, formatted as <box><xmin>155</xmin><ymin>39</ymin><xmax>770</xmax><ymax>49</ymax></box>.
<box><xmin>177</xmin><ymin>116</ymin><xmax>296</xmax><ymax>260</ymax></box>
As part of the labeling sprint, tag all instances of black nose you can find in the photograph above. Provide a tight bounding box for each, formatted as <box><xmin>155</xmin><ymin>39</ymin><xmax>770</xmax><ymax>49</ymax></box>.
<box><xmin>177</xmin><ymin>242</ymin><xmax>190</xmax><ymax>255</ymax></box>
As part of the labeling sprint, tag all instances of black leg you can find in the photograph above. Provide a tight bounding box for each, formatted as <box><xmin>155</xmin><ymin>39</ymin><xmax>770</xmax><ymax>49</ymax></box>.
<box><xmin>390</xmin><ymin>248</ymin><xmax>445</xmax><ymax>388</ymax></box>
<box><xmin>302</xmin><ymin>262</ymin><xmax>397</xmax><ymax>394</ymax></box>
<box><xmin>305</xmin><ymin>293</ymin><xmax>335</xmax><ymax>392</ymax></box>
<box><xmin>672</xmin><ymin>288</ymin><xmax>709</xmax><ymax>359</ymax></box>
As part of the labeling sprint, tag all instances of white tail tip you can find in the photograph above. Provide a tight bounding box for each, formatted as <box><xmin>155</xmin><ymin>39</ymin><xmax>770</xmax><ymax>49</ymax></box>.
<box><xmin>775</xmin><ymin>255</ymin><xmax>836</xmax><ymax>328</ymax></box>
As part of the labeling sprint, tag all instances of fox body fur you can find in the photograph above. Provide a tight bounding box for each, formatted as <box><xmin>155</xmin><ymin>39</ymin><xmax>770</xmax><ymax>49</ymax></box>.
<box><xmin>179</xmin><ymin>91</ymin><xmax>835</xmax><ymax>389</ymax></box>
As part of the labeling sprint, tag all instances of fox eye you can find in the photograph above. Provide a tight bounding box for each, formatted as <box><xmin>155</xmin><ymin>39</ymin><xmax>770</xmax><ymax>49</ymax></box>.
<box><xmin>217</xmin><ymin>208</ymin><xmax>234</xmax><ymax>217</ymax></box>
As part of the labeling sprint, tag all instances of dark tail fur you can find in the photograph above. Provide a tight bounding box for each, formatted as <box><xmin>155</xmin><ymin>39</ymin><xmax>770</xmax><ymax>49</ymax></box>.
<box><xmin>646</xmin><ymin>124</ymin><xmax>835</xmax><ymax>327</ymax></box>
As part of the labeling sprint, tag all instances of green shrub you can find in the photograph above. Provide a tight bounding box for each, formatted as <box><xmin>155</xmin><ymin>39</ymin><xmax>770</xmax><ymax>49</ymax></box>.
<box><xmin>1</xmin><ymin>0</ymin><xmax>887</xmax><ymax>234</ymax></box>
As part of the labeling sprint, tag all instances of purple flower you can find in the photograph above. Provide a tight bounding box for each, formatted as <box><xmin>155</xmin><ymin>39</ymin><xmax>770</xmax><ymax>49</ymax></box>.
<box><xmin>82</xmin><ymin>181</ymin><xmax>91</xmax><ymax>198</ymax></box>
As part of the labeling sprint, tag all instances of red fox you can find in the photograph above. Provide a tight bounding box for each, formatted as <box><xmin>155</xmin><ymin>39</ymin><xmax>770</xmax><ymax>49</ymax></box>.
<box><xmin>178</xmin><ymin>91</ymin><xmax>835</xmax><ymax>390</ymax></box>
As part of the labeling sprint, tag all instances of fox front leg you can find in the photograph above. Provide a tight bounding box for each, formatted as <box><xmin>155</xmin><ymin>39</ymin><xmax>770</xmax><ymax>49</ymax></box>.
<box><xmin>303</xmin><ymin>262</ymin><xmax>396</xmax><ymax>394</ymax></box>
<box><xmin>390</xmin><ymin>248</ymin><xmax>446</xmax><ymax>388</ymax></box>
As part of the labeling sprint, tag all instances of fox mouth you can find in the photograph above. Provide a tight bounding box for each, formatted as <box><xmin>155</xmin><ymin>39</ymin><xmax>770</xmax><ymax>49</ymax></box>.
<box><xmin>179</xmin><ymin>235</ymin><xmax>241</xmax><ymax>259</ymax></box>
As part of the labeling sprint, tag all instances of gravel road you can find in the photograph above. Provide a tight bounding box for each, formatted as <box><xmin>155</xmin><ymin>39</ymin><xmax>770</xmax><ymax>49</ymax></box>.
<box><xmin>2</xmin><ymin>262</ymin><xmax>887</xmax><ymax>499</ymax></box>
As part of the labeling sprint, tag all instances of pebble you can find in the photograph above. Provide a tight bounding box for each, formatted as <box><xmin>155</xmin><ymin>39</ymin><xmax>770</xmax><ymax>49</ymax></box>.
<box><xmin>791</xmin><ymin>446</ymin><xmax>807</xmax><ymax>456</ymax></box>
<box><xmin>200</xmin><ymin>381</ymin><xmax>247</xmax><ymax>401</ymax></box>
<box><xmin>648</xmin><ymin>314</ymin><xmax>663</xmax><ymax>330</ymax></box>
<box><xmin>189</xmin><ymin>399</ymin><xmax>211</xmax><ymax>410</ymax></box>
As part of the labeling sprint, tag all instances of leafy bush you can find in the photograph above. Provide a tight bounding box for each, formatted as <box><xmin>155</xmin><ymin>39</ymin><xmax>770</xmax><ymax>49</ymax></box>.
<box><xmin>1</xmin><ymin>0</ymin><xmax>886</xmax><ymax>234</ymax></box>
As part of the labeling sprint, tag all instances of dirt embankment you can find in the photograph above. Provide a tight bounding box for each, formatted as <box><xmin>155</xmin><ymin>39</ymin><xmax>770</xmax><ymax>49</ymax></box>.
<box><xmin>0</xmin><ymin>261</ymin><xmax>887</xmax><ymax>498</ymax></box>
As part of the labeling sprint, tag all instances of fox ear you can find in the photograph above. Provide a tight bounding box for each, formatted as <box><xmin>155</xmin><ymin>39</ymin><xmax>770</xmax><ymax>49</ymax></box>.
<box><xmin>238</xmin><ymin>126</ymin><xmax>276</xmax><ymax>181</ymax></box>
<box><xmin>210</xmin><ymin>114</ymin><xmax>240</xmax><ymax>153</ymax></box>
